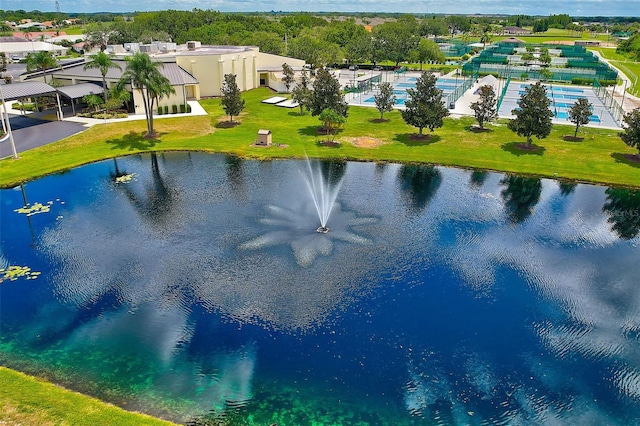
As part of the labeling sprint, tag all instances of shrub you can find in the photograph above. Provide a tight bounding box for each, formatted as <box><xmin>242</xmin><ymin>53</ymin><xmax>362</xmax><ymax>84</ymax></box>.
<box><xmin>163</xmin><ymin>105</ymin><xmax>169</xmax><ymax>114</ymax></box>
<box><xmin>478</xmin><ymin>71</ymin><xmax>500</xmax><ymax>78</ymax></box>
<box><xmin>180</xmin><ymin>104</ymin><xmax>186</xmax><ymax>113</ymax></box>
<box><xmin>186</xmin><ymin>104</ymin><xmax>192</xmax><ymax>113</ymax></box>
<box><xmin>157</xmin><ymin>106</ymin><xmax>163</xmax><ymax>115</ymax></box>
<box><xmin>172</xmin><ymin>104</ymin><xmax>178</xmax><ymax>114</ymax></box>
<box><xmin>11</xmin><ymin>103</ymin><xmax>37</xmax><ymax>111</ymax></box>
<box><xmin>571</xmin><ymin>77</ymin><xmax>594</xmax><ymax>85</ymax></box>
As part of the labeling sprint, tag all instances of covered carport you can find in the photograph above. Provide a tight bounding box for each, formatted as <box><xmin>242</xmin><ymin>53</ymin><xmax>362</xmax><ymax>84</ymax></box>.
<box><xmin>0</xmin><ymin>81</ymin><xmax>75</xmax><ymax>159</ymax></box>
<box><xmin>56</xmin><ymin>82</ymin><xmax>104</xmax><ymax>116</ymax></box>
<box><xmin>0</xmin><ymin>81</ymin><xmax>63</xmax><ymax>120</ymax></box>
<box><xmin>1</xmin><ymin>81</ymin><xmax>59</xmax><ymax>158</ymax></box>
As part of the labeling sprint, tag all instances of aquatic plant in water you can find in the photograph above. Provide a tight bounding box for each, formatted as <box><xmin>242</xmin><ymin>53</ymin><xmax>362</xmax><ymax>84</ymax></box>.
<box><xmin>14</xmin><ymin>201</ymin><xmax>52</xmax><ymax>216</ymax></box>
<box><xmin>0</xmin><ymin>265</ymin><xmax>41</xmax><ymax>283</ymax></box>
<box><xmin>114</xmin><ymin>173</ymin><xmax>138</xmax><ymax>184</ymax></box>
<box><xmin>13</xmin><ymin>199</ymin><xmax>65</xmax><ymax>216</ymax></box>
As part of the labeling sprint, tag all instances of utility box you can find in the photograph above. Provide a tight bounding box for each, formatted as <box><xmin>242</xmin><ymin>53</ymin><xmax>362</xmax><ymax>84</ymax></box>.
<box><xmin>257</xmin><ymin>129</ymin><xmax>272</xmax><ymax>146</ymax></box>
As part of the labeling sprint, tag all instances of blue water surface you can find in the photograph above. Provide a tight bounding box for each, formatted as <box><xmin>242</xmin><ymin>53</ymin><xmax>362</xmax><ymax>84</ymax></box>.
<box><xmin>1</xmin><ymin>154</ymin><xmax>639</xmax><ymax>425</ymax></box>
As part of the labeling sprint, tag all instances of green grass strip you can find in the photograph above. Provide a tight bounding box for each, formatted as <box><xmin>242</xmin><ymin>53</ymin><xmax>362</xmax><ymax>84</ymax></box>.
<box><xmin>0</xmin><ymin>367</ymin><xmax>178</xmax><ymax>426</ymax></box>
<box><xmin>1</xmin><ymin>87</ymin><xmax>638</xmax><ymax>188</ymax></box>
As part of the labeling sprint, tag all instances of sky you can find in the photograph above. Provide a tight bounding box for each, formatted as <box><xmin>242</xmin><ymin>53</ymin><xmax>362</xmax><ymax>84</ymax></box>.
<box><xmin>2</xmin><ymin>0</ymin><xmax>639</xmax><ymax>17</ymax></box>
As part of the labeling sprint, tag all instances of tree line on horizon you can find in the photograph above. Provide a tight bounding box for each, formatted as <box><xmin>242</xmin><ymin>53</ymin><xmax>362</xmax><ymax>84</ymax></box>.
<box><xmin>2</xmin><ymin>10</ymin><xmax>639</xmax><ymax>64</ymax></box>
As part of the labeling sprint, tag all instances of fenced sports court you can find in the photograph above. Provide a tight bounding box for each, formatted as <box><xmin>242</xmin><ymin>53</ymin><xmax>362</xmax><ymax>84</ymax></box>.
<box><xmin>497</xmin><ymin>81</ymin><xmax>621</xmax><ymax>129</ymax></box>
<box><xmin>348</xmin><ymin>72</ymin><xmax>474</xmax><ymax>109</ymax></box>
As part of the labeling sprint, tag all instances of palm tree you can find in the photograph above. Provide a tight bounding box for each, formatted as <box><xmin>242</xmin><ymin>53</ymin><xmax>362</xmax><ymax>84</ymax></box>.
<box><xmin>117</xmin><ymin>53</ymin><xmax>175</xmax><ymax>138</ymax></box>
<box><xmin>25</xmin><ymin>51</ymin><xmax>58</xmax><ymax>84</ymax></box>
<box><xmin>83</xmin><ymin>51</ymin><xmax>121</xmax><ymax>100</ymax></box>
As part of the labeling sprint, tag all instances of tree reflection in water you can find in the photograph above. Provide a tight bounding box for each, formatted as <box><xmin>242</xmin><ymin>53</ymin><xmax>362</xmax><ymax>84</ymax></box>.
<box><xmin>500</xmin><ymin>174</ymin><xmax>542</xmax><ymax>224</ymax></box>
<box><xmin>398</xmin><ymin>164</ymin><xmax>442</xmax><ymax>214</ymax></box>
<box><xmin>603</xmin><ymin>187</ymin><xmax>640</xmax><ymax>240</ymax></box>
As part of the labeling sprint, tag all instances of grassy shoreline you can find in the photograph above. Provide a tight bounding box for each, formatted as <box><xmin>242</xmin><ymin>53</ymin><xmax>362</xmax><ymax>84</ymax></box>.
<box><xmin>0</xmin><ymin>367</ymin><xmax>178</xmax><ymax>426</ymax></box>
<box><xmin>2</xmin><ymin>87</ymin><xmax>638</xmax><ymax>189</ymax></box>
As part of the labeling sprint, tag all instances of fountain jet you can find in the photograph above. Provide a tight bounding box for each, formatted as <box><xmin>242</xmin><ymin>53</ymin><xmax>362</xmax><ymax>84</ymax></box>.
<box><xmin>302</xmin><ymin>159</ymin><xmax>344</xmax><ymax>233</ymax></box>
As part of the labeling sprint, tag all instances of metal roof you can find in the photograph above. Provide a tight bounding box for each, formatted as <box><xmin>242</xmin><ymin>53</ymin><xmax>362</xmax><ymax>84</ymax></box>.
<box><xmin>161</xmin><ymin>62</ymin><xmax>198</xmax><ymax>85</ymax></box>
<box><xmin>0</xmin><ymin>81</ymin><xmax>57</xmax><ymax>101</ymax></box>
<box><xmin>51</xmin><ymin>60</ymin><xmax>198</xmax><ymax>85</ymax></box>
<box><xmin>56</xmin><ymin>82</ymin><xmax>104</xmax><ymax>100</ymax></box>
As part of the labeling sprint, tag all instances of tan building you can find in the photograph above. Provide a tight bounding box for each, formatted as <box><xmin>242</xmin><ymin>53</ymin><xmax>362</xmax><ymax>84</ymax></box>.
<box><xmin>152</xmin><ymin>42</ymin><xmax>305</xmax><ymax>97</ymax></box>
<box><xmin>23</xmin><ymin>42</ymin><xmax>304</xmax><ymax>115</ymax></box>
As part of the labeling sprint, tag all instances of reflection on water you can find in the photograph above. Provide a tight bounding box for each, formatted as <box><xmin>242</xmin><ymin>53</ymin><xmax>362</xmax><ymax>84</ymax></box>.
<box><xmin>1</xmin><ymin>153</ymin><xmax>639</xmax><ymax>425</ymax></box>
<box><xmin>499</xmin><ymin>174</ymin><xmax>542</xmax><ymax>223</ymax></box>
<box><xmin>398</xmin><ymin>164</ymin><xmax>442</xmax><ymax>213</ymax></box>
<box><xmin>239</xmin><ymin>202</ymin><xmax>375</xmax><ymax>267</ymax></box>
<box><xmin>603</xmin><ymin>187</ymin><xmax>640</xmax><ymax>239</ymax></box>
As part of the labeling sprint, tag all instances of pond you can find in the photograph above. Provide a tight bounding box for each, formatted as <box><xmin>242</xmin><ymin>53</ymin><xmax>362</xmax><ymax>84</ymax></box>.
<box><xmin>1</xmin><ymin>153</ymin><xmax>639</xmax><ymax>425</ymax></box>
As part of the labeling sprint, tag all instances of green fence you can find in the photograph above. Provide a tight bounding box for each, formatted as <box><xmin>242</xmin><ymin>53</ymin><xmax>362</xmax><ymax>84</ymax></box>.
<box><xmin>344</xmin><ymin>73</ymin><xmax>383</xmax><ymax>94</ymax></box>
<box><xmin>445</xmin><ymin>73</ymin><xmax>477</xmax><ymax>107</ymax></box>
<box><xmin>496</xmin><ymin>75</ymin><xmax>511</xmax><ymax>111</ymax></box>
<box><xmin>465</xmin><ymin>42</ymin><xmax>618</xmax><ymax>83</ymax></box>
<box><xmin>593</xmin><ymin>79</ymin><xmax>625</xmax><ymax>123</ymax></box>
<box><xmin>463</xmin><ymin>63</ymin><xmax>618</xmax><ymax>83</ymax></box>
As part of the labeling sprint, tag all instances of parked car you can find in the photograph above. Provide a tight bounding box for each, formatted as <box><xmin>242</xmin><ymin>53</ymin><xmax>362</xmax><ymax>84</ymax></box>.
<box><xmin>348</xmin><ymin>65</ymin><xmax>359</xmax><ymax>71</ymax></box>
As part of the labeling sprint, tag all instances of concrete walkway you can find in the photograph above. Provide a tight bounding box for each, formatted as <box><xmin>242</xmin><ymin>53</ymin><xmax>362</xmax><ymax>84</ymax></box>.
<box><xmin>589</xmin><ymin>49</ymin><xmax>640</xmax><ymax>112</ymax></box>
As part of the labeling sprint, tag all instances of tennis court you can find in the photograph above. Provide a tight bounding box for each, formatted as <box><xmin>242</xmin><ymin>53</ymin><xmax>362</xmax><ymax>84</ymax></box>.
<box><xmin>498</xmin><ymin>82</ymin><xmax>620</xmax><ymax>128</ymax></box>
<box><xmin>353</xmin><ymin>74</ymin><xmax>469</xmax><ymax>108</ymax></box>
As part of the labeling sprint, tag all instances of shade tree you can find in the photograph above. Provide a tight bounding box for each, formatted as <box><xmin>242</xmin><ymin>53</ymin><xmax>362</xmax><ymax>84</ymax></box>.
<box><xmin>470</xmin><ymin>84</ymin><xmax>498</xmax><ymax>130</ymax></box>
<box><xmin>401</xmin><ymin>71</ymin><xmax>450</xmax><ymax>136</ymax></box>
<box><xmin>507</xmin><ymin>81</ymin><xmax>553</xmax><ymax>148</ymax></box>
<box><xmin>309</xmin><ymin>67</ymin><xmax>348</xmax><ymax>118</ymax></box>
<box><xmin>412</xmin><ymin>39</ymin><xmax>446</xmax><ymax>70</ymax></box>
<box><xmin>318</xmin><ymin>108</ymin><xmax>346</xmax><ymax>142</ymax></box>
<box><xmin>221</xmin><ymin>73</ymin><xmax>245</xmax><ymax>124</ymax></box>
<box><xmin>281</xmin><ymin>63</ymin><xmax>295</xmax><ymax>93</ymax></box>
<box><xmin>620</xmin><ymin>108</ymin><xmax>640</xmax><ymax>159</ymax></box>
<box><xmin>374</xmin><ymin>82</ymin><xmax>396</xmax><ymax>121</ymax></box>
<box><xmin>372</xmin><ymin>21</ymin><xmax>419</xmax><ymax>67</ymax></box>
<box><xmin>291</xmin><ymin>69</ymin><xmax>312</xmax><ymax>114</ymax></box>
<box><xmin>567</xmin><ymin>97</ymin><xmax>593</xmax><ymax>138</ymax></box>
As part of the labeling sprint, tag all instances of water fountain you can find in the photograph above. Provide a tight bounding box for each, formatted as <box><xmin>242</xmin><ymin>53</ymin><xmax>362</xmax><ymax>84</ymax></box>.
<box><xmin>302</xmin><ymin>158</ymin><xmax>344</xmax><ymax>234</ymax></box>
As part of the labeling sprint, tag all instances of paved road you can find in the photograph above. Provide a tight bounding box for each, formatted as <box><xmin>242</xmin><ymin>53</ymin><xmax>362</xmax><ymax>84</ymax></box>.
<box><xmin>0</xmin><ymin>114</ymin><xmax>88</xmax><ymax>159</ymax></box>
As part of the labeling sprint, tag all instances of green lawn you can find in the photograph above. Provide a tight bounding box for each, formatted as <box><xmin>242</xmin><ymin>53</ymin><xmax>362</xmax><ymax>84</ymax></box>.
<box><xmin>1</xmin><ymin>87</ymin><xmax>638</xmax><ymax>188</ymax></box>
<box><xmin>590</xmin><ymin>47</ymin><xmax>640</xmax><ymax>96</ymax></box>
<box><xmin>0</xmin><ymin>367</ymin><xmax>178</xmax><ymax>426</ymax></box>
<box><xmin>505</xmin><ymin>28</ymin><xmax>614</xmax><ymax>44</ymax></box>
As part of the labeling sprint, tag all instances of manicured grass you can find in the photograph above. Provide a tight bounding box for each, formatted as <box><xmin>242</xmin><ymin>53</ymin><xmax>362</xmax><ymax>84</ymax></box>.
<box><xmin>62</xmin><ymin>26</ymin><xmax>86</xmax><ymax>35</ymax></box>
<box><xmin>507</xmin><ymin>29</ymin><xmax>613</xmax><ymax>44</ymax></box>
<box><xmin>0</xmin><ymin>87</ymin><xmax>638</xmax><ymax>188</ymax></box>
<box><xmin>0</xmin><ymin>367</ymin><xmax>178</xmax><ymax>426</ymax></box>
<box><xmin>591</xmin><ymin>47</ymin><xmax>640</xmax><ymax>96</ymax></box>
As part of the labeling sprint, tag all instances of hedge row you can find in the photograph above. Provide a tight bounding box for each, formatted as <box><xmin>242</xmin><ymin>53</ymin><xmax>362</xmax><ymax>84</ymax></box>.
<box><xmin>157</xmin><ymin>104</ymin><xmax>192</xmax><ymax>115</ymax></box>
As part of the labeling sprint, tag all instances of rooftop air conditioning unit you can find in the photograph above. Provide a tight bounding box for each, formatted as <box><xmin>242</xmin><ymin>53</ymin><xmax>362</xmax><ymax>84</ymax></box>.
<box><xmin>139</xmin><ymin>44</ymin><xmax>158</xmax><ymax>53</ymax></box>
<box><xmin>124</xmin><ymin>42</ymin><xmax>139</xmax><ymax>52</ymax></box>
<box><xmin>187</xmin><ymin>41</ymin><xmax>201</xmax><ymax>51</ymax></box>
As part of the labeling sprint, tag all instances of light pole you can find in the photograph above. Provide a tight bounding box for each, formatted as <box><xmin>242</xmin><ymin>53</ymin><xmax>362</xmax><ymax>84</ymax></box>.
<box><xmin>0</xmin><ymin>84</ymin><xmax>18</xmax><ymax>159</ymax></box>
